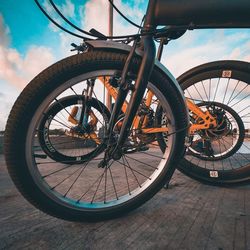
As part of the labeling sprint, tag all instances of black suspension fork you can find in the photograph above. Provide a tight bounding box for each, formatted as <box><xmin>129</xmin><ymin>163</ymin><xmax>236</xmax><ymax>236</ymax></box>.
<box><xmin>106</xmin><ymin>38</ymin><xmax>138</xmax><ymax>136</ymax></box>
<box><xmin>116</xmin><ymin>35</ymin><xmax>156</xmax><ymax>147</ymax></box>
<box><xmin>104</xmin><ymin>35</ymin><xmax>156</xmax><ymax>158</ymax></box>
<box><xmin>113</xmin><ymin>0</ymin><xmax>157</xmax><ymax>150</ymax></box>
<box><xmin>102</xmin><ymin>35</ymin><xmax>156</xmax><ymax>162</ymax></box>
<box><xmin>99</xmin><ymin>0</ymin><xmax>157</xmax><ymax>163</ymax></box>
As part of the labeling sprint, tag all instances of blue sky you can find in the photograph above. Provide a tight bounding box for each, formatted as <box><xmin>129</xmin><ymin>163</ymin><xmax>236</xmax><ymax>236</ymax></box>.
<box><xmin>0</xmin><ymin>0</ymin><xmax>250</xmax><ymax>130</ymax></box>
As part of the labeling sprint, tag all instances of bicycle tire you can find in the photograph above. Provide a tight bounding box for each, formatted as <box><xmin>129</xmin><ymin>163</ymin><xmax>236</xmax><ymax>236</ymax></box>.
<box><xmin>4</xmin><ymin>50</ymin><xmax>188</xmax><ymax>221</ymax></box>
<box><xmin>177</xmin><ymin>60</ymin><xmax>250</xmax><ymax>185</ymax></box>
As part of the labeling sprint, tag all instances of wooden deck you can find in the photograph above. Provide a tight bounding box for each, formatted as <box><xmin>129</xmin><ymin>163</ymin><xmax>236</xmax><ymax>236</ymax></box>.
<box><xmin>0</xmin><ymin>154</ymin><xmax>249</xmax><ymax>250</ymax></box>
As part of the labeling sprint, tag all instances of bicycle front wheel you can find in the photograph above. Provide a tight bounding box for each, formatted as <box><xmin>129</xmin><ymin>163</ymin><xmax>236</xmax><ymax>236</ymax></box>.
<box><xmin>4</xmin><ymin>50</ymin><xmax>188</xmax><ymax>221</ymax></box>
<box><xmin>178</xmin><ymin>60</ymin><xmax>250</xmax><ymax>185</ymax></box>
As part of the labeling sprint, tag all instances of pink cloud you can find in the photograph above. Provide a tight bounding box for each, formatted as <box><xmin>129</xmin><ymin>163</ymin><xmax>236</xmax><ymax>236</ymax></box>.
<box><xmin>0</xmin><ymin>15</ymin><xmax>55</xmax><ymax>89</ymax></box>
<box><xmin>81</xmin><ymin>0</ymin><xmax>144</xmax><ymax>36</ymax></box>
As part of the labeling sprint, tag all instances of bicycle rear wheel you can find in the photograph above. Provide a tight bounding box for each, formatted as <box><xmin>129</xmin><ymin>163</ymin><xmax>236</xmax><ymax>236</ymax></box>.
<box><xmin>4</xmin><ymin>50</ymin><xmax>188</xmax><ymax>221</ymax></box>
<box><xmin>178</xmin><ymin>60</ymin><xmax>250</xmax><ymax>185</ymax></box>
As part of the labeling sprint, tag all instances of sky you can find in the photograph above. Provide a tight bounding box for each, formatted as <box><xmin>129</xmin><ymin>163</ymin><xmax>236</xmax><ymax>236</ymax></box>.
<box><xmin>0</xmin><ymin>0</ymin><xmax>250</xmax><ymax>130</ymax></box>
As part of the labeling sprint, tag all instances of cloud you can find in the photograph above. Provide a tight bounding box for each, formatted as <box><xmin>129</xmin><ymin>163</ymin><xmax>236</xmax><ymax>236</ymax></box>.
<box><xmin>43</xmin><ymin>0</ymin><xmax>64</xmax><ymax>32</ymax></box>
<box><xmin>228</xmin><ymin>41</ymin><xmax>250</xmax><ymax>61</ymax></box>
<box><xmin>80</xmin><ymin>1</ymin><xmax>250</xmax><ymax>79</ymax></box>
<box><xmin>0</xmin><ymin>15</ymin><xmax>9</xmax><ymax>46</ymax></box>
<box><xmin>39</xmin><ymin>0</ymin><xmax>137</xmax><ymax>58</ymax></box>
<box><xmin>60</xmin><ymin>0</ymin><xmax>75</xmax><ymax>18</ymax></box>
<box><xmin>0</xmin><ymin>96</ymin><xmax>15</xmax><ymax>130</ymax></box>
<box><xmin>0</xmin><ymin>14</ymin><xmax>55</xmax><ymax>89</ymax></box>
<box><xmin>42</xmin><ymin>0</ymin><xmax>75</xmax><ymax>32</ymax></box>
<box><xmin>41</xmin><ymin>0</ymin><xmax>142</xmax><ymax>58</ymax></box>
<box><xmin>39</xmin><ymin>0</ymin><xmax>79</xmax><ymax>57</ymax></box>
<box><xmin>81</xmin><ymin>0</ymin><xmax>144</xmax><ymax>36</ymax></box>
<box><xmin>164</xmin><ymin>30</ymin><xmax>250</xmax><ymax>77</ymax></box>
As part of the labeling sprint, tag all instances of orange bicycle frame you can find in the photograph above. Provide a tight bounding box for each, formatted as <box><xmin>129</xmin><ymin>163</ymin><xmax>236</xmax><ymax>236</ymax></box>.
<box><xmin>98</xmin><ymin>77</ymin><xmax>217</xmax><ymax>135</ymax></box>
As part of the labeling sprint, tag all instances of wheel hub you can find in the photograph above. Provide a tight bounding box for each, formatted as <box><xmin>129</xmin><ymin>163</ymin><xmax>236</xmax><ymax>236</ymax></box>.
<box><xmin>205</xmin><ymin>108</ymin><xmax>231</xmax><ymax>139</ymax></box>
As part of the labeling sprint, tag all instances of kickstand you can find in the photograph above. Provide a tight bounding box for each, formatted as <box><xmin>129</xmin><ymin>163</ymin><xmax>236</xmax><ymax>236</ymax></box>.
<box><xmin>163</xmin><ymin>181</ymin><xmax>170</xmax><ymax>189</ymax></box>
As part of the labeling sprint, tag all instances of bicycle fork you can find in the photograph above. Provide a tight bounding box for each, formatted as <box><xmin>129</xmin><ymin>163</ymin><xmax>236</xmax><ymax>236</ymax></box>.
<box><xmin>120</xmin><ymin>36</ymin><xmax>156</xmax><ymax>141</ymax></box>
<box><xmin>101</xmin><ymin>35</ymin><xmax>156</xmax><ymax>163</ymax></box>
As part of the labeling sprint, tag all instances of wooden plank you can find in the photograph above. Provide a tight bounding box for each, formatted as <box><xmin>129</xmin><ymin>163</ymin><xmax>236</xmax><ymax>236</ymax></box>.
<box><xmin>0</xmin><ymin>155</ymin><xmax>250</xmax><ymax>250</ymax></box>
<box><xmin>205</xmin><ymin>187</ymin><xmax>247</xmax><ymax>250</ymax></box>
<box><xmin>244</xmin><ymin>187</ymin><xmax>250</xmax><ymax>250</ymax></box>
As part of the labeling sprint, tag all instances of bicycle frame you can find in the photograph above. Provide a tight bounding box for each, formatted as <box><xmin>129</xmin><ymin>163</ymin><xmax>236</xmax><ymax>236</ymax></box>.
<box><xmin>96</xmin><ymin>77</ymin><xmax>217</xmax><ymax>135</ymax></box>
<box><xmin>68</xmin><ymin>74</ymin><xmax>217</xmax><ymax>143</ymax></box>
<box><xmin>82</xmin><ymin>32</ymin><xmax>217</xmax><ymax>137</ymax></box>
<box><xmin>71</xmin><ymin>0</ymin><xmax>250</xmax><ymax>160</ymax></box>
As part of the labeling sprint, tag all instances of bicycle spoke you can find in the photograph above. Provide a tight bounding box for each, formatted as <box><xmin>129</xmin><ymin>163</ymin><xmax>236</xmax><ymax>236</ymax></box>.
<box><xmin>221</xmin><ymin>137</ymin><xmax>249</xmax><ymax>162</ymax></box>
<box><xmin>120</xmin><ymin>156</ymin><xmax>152</xmax><ymax>180</ymax></box>
<box><xmin>91</xmin><ymin>167</ymin><xmax>107</xmax><ymax>203</ymax></box>
<box><xmin>36</xmin><ymin>157</ymin><xmax>103</xmax><ymax>165</ymax></box>
<box><xmin>230</xmin><ymin>93</ymin><xmax>250</xmax><ymax>108</ymax></box>
<box><xmin>137</xmin><ymin>150</ymin><xmax>165</xmax><ymax>160</ymax></box>
<box><xmin>217</xmin><ymin>139</ymin><xmax>225</xmax><ymax>170</ymax></box>
<box><xmin>194</xmin><ymin>83</ymin><xmax>204</xmax><ymax>101</ymax></box>
<box><xmin>121</xmin><ymin>156</ymin><xmax>142</xmax><ymax>188</ymax></box>
<box><xmin>208</xmin><ymin>78</ymin><xmax>211</xmax><ymax>101</ymax></box>
<box><xmin>77</xmin><ymin>163</ymin><xmax>111</xmax><ymax>202</ymax></box>
<box><xmin>213</xmin><ymin>78</ymin><xmax>220</xmax><ymax>102</ymax></box>
<box><xmin>122</xmin><ymin>156</ymin><xmax>131</xmax><ymax>195</ymax></box>
<box><xmin>227</xmin><ymin>84</ymin><xmax>249</xmax><ymax>105</ymax></box>
<box><xmin>104</xmin><ymin>164</ymin><xmax>108</xmax><ymax>203</ymax></box>
<box><xmin>50</xmin><ymin>117</ymin><xmax>72</xmax><ymax>130</ymax></box>
<box><xmin>226</xmin><ymin>80</ymin><xmax>240</xmax><ymax>105</ymax></box>
<box><xmin>242</xmin><ymin>143</ymin><xmax>250</xmax><ymax>151</ymax></box>
<box><xmin>70</xmin><ymin>86</ymin><xmax>82</xmax><ymax>100</ymax></box>
<box><xmin>108</xmin><ymin>165</ymin><xmax>119</xmax><ymax>200</ymax></box>
<box><xmin>125</xmin><ymin>154</ymin><xmax>158</xmax><ymax>170</ymax></box>
<box><xmin>93</xmin><ymin>89</ymin><xmax>108</xmax><ymax>117</ymax></box>
<box><xmin>63</xmin><ymin>161</ymin><xmax>90</xmax><ymax>197</ymax></box>
<box><xmin>53</xmin><ymin>112</ymin><xmax>69</xmax><ymax>126</ymax></box>
<box><xmin>222</xmin><ymin>78</ymin><xmax>230</xmax><ymax>104</ymax></box>
<box><xmin>54</xmin><ymin>98</ymin><xmax>76</xmax><ymax>121</ymax></box>
<box><xmin>201</xmin><ymin>80</ymin><xmax>209</xmax><ymax>101</ymax></box>
<box><xmin>50</xmin><ymin>165</ymin><xmax>83</xmax><ymax>190</ymax></box>
<box><xmin>42</xmin><ymin>164</ymin><xmax>73</xmax><ymax>178</ymax></box>
<box><xmin>186</xmin><ymin>89</ymin><xmax>195</xmax><ymax>101</ymax></box>
<box><xmin>240</xmin><ymin>111</ymin><xmax>250</xmax><ymax>117</ymax></box>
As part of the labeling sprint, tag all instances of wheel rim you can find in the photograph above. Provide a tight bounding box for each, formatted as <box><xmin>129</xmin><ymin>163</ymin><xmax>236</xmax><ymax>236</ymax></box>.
<box><xmin>25</xmin><ymin>70</ymin><xmax>177</xmax><ymax>210</ymax></box>
<box><xmin>37</xmin><ymin>95</ymin><xmax>109</xmax><ymax>163</ymax></box>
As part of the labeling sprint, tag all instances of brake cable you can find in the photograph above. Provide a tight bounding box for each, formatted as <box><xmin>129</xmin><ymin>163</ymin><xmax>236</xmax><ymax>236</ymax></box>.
<box><xmin>35</xmin><ymin>0</ymin><xmax>190</xmax><ymax>41</ymax></box>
